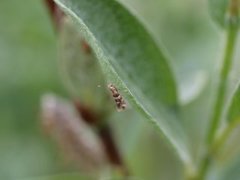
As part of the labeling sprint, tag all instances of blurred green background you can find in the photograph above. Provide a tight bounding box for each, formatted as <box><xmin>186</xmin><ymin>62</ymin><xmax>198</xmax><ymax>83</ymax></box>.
<box><xmin>0</xmin><ymin>0</ymin><xmax>222</xmax><ymax>179</ymax></box>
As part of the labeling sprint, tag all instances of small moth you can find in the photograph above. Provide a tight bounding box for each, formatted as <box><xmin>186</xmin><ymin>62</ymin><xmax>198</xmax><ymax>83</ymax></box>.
<box><xmin>108</xmin><ymin>84</ymin><xmax>126</xmax><ymax>111</ymax></box>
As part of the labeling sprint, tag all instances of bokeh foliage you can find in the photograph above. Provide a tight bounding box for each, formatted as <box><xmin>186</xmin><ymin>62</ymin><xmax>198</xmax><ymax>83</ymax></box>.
<box><xmin>2</xmin><ymin>0</ymin><xmax>240</xmax><ymax>180</ymax></box>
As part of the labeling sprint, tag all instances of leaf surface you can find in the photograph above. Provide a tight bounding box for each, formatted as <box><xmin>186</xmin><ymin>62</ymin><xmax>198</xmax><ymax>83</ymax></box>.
<box><xmin>54</xmin><ymin>0</ymin><xmax>191</xmax><ymax>164</ymax></box>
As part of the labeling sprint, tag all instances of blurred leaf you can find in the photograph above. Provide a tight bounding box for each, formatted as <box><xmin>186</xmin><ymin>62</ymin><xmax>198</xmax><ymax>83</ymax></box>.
<box><xmin>59</xmin><ymin>17</ymin><xmax>113</xmax><ymax>116</ymax></box>
<box><xmin>110</xmin><ymin>109</ymin><xmax>145</xmax><ymax>155</ymax></box>
<box><xmin>0</xmin><ymin>0</ymin><xmax>65</xmax><ymax>178</ymax></box>
<box><xmin>179</xmin><ymin>70</ymin><xmax>208</xmax><ymax>105</ymax></box>
<box><xmin>127</xmin><ymin>125</ymin><xmax>183</xmax><ymax>180</ymax></box>
<box><xmin>41</xmin><ymin>94</ymin><xmax>108</xmax><ymax>171</ymax></box>
<box><xmin>53</xmin><ymin>0</ymin><xmax>192</xmax><ymax>164</ymax></box>
<box><xmin>208</xmin><ymin>0</ymin><xmax>229</xmax><ymax>28</ymax></box>
<box><xmin>214</xmin><ymin>156</ymin><xmax>240</xmax><ymax>180</ymax></box>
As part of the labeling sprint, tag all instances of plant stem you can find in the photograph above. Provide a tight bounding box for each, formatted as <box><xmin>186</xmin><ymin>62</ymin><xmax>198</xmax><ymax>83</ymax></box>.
<box><xmin>197</xmin><ymin>121</ymin><xmax>240</xmax><ymax>180</ymax></box>
<box><xmin>199</xmin><ymin>1</ymin><xmax>239</xmax><ymax>179</ymax></box>
<box><xmin>207</xmin><ymin>27</ymin><xmax>238</xmax><ymax>145</ymax></box>
<box><xmin>198</xmin><ymin>155</ymin><xmax>211</xmax><ymax>180</ymax></box>
<box><xmin>198</xmin><ymin>28</ymin><xmax>238</xmax><ymax>180</ymax></box>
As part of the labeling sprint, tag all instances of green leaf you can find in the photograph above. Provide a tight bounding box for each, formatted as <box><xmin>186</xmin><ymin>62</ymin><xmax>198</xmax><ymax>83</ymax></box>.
<box><xmin>53</xmin><ymin>0</ymin><xmax>191</xmax><ymax>164</ymax></box>
<box><xmin>59</xmin><ymin>16</ymin><xmax>144</xmax><ymax>157</ymax></box>
<box><xmin>208</xmin><ymin>0</ymin><xmax>229</xmax><ymax>28</ymax></box>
